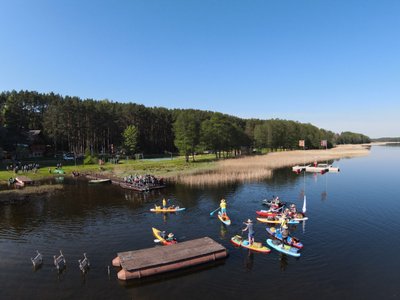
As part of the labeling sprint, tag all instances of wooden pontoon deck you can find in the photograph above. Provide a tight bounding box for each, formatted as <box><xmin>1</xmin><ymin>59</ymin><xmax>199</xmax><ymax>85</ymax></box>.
<box><xmin>85</xmin><ymin>174</ymin><xmax>166</xmax><ymax>192</ymax></box>
<box><xmin>119</xmin><ymin>182</ymin><xmax>166</xmax><ymax>192</ymax></box>
<box><xmin>112</xmin><ymin>237</ymin><xmax>227</xmax><ymax>280</ymax></box>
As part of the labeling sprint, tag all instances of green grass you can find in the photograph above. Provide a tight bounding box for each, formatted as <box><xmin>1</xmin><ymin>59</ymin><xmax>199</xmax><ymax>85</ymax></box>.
<box><xmin>0</xmin><ymin>154</ymin><xmax>218</xmax><ymax>183</ymax></box>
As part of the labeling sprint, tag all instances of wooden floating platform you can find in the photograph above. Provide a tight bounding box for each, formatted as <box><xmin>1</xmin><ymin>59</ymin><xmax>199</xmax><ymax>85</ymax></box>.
<box><xmin>119</xmin><ymin>182</ymin><xmax>166</xmax><ymax>192</ymax></box>
<box><xmin>85</xmin><ymin>174</ymin><xmax>166</xmax><ymax>192</ymax></box>
<box><xmin>112</xmin><ymin>237</ymin><xmax>227</xmax><ymax>280</ymax></box>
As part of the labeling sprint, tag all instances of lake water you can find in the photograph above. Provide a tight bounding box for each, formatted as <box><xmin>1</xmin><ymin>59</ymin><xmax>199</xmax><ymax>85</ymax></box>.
<box><xmin>1</xmin><ymin>145</ymin><xmax>399</xmax><ymax>300</ymax></box>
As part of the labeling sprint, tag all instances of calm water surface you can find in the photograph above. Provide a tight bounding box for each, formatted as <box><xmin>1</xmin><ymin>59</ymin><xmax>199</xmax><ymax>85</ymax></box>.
<box><xmin>1</xmin><ymin>145</ymin><xmax>399</xmax><ymax>300</ymax></box>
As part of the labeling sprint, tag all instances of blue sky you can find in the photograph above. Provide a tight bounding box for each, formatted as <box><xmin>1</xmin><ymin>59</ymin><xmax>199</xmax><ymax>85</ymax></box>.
<box><xmin>0</xmin><ymin>0</ymin><xmax>399</xmax><ymax>138</ymax></box>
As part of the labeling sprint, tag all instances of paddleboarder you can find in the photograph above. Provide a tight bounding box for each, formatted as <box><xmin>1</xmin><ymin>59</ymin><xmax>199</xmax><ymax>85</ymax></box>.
<box><xmin>242</xmin><ymin>219</ymin><xmax>254</xmax><ymax>245</ymax></box>
<box><xmin>281</xmin><ymin>224</ymin><xmax>289</xmax><ymax>245</ymax></box>
<box><xmin>220</xmin><ymin>199</ymin><xmax>227</xmax><ymax>218</ymax></box>
<box><xmin>289</xmin><ymin>204</ymin><xmax>297</xmax><ymax>216</ymax></box>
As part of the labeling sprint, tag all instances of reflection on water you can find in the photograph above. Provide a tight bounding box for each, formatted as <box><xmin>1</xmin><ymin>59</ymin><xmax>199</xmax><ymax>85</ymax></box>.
<box><xmin>1</xmin><ymin>146</ymin><xmax>400</xmax><ymax>299</ymax></box>
<box><xmin>244</xmin><ymin>251</ymin><xmax>254</xmax><ymax>272</ymax></box>
<box><xmin>279</xmin><ymin>253</ymin><xmax>289</xmax><ymax>271</ymax></box>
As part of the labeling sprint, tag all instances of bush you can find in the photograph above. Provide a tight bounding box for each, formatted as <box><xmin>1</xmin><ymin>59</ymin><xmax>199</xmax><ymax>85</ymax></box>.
<box><xmin>83</xmin><ymin>148</ymin><xmax>97</xmax><ymax>165</ymax></box>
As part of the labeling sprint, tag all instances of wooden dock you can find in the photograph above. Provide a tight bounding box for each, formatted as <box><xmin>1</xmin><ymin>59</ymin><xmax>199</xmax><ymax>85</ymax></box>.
<box><xmin>85</xmin><ymin>174</ymin><xmax>166</xmax><ymax>192</ymax></box>
<box><xmin>112</xmin><ymin>237</ymin><xmax>227</xmax><ymax>280</ymax></box>
<box><xmin>119</xmin><ymin>182</ymin><xmax>166</xmax><ymax>192</ymax></box>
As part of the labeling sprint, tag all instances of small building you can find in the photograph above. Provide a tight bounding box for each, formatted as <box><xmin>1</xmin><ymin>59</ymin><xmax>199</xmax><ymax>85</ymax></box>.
<box><xmin>27</xmin><ymin>130</ymin><xmax>46</xmax><ymax>158</ymax></box>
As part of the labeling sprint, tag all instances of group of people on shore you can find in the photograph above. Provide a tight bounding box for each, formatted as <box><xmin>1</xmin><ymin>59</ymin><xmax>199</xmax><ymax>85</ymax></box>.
<box><xmin>6</xmin><ymin>162</ymin><xmax>40</xmax><ymax>174</ymax></box>
<box><xmin>123</xmin><ymin>174</ymin><xmax>164</xmax><ymax>187</ymax></box>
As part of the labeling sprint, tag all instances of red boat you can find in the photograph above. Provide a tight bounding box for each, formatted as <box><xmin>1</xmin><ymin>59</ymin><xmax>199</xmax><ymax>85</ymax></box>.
<box><xmin>256</xmin><ymin>210</ymin><xmax>279</xmax><ymax>217</ymax></box>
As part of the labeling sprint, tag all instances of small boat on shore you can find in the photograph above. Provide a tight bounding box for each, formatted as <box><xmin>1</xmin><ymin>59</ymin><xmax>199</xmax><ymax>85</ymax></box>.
<box><xmin>15</xmin><ymin>176</ymin><xmax>33</xmax><ymax>186</ymax></box>
<box><xmin>52</xmin><ymin>169</ymin><xmax>65</xmax><ymax>175</ymax></box>
<box><xmin>89</xmin><ymin>178</ymin><xmax>111</xmax><ymax>184</ymax></box>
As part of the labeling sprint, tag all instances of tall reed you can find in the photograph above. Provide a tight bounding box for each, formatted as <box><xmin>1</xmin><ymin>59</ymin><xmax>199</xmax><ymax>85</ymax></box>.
<box><xmin>173</xmin><ymin>145</ymin><xmax>369</xmax><ymax>186</ymax></box>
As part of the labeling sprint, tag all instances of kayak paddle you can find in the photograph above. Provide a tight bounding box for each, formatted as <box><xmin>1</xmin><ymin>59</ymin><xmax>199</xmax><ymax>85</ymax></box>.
<box><xmin>210</xmin><ymin>207</ymin><xmax>220</xmax><ymax>216</ymax></box>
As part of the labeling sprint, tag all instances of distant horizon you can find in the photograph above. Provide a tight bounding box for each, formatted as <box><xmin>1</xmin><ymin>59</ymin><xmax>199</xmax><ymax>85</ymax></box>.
<box><xmin>1</xmin><ymin>1</ymin><xmax>399</xmax><ymax>138</ymax></box>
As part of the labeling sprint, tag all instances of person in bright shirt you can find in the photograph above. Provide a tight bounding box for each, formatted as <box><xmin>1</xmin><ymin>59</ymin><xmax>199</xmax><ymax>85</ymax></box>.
<box><xmin>242</xmin><ymin>219</ymin><xmax>254</xmax><ymax>245</ymax></box>
<box><xmin>220</xmin><ymin>199</ymin><xmax>227</xmax><ymax>217</ymax></box>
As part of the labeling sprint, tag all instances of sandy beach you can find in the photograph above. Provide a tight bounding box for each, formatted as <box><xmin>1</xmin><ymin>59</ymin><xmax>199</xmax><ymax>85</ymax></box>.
<box><xmin>174</xmin><ymin>144</ymin><xmax>370</xmax><ymax>186</ymax></box>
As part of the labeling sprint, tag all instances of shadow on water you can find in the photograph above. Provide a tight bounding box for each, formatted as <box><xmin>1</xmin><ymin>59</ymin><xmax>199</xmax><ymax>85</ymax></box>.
<box><xmin>117</xmin><ymin>259</ymin><xmax>227</xmax><ymax>289</ymax></box>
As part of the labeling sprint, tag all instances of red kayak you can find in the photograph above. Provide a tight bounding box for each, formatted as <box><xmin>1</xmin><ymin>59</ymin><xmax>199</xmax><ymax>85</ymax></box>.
<box><xmin>256</xmin><ymin>210</ymin><xmax>279</xmax><ymax>217</ymax></box>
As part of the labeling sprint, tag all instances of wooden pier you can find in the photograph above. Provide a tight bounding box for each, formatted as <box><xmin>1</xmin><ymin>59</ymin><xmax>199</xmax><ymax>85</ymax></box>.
<box><xmin>119</xmin><ymin>182</ymin><xmax>166</xmax><ymax>192</ymax></box>
<box><xmin>112</xmin><ymin>237</ymin><xmax>227</xmax><ymax>280</ymax></box>
<box><xmin>85</xmin><ymin>174</ymin><xmax>166</xmax><ymax>192</ymax></box>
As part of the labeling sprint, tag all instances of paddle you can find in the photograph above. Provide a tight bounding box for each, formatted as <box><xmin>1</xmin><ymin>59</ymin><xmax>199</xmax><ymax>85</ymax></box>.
<box><xmin>209</xmin><ymin>207</ymin><xmax>220</xmax><ymax>216</ymax></box>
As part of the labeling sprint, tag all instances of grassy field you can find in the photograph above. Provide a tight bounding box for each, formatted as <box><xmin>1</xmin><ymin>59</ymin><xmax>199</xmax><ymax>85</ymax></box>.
<box><xmin>0</xmin><ymin>154</ymin><xmax>218</xmax><ymax>183</ymax></box>
<box><xmin>0</xmin><ymin>145</ymin><xmax>370</xmax><ymax>186</ymax></box>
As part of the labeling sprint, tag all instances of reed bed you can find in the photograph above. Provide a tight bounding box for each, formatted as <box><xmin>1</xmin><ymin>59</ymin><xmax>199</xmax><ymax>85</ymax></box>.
<box><xmin>173</xmin><ymin>145</ymin><xmax>370</xmax><ymax>186</ymax></box>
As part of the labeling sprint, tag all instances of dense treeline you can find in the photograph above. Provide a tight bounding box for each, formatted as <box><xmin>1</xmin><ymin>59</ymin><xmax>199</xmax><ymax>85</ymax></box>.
<box><xmin>0</xmin><ymin>90</ymin><xmax>370</xmax><ymax>160</ymax></box>
<box><xmin>335</xmin><ymin>131</ymin><xmax>371</xmax><ymax>144</ymax></box>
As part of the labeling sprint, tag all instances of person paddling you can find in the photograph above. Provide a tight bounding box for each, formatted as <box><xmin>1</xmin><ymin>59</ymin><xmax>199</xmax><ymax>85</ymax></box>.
<box><xmin>220</xmin><ymin>199</ymin><xmax>227</xmax><ymax>218</ymax></box>
<box><xmin>281</xmin><ymin>224</ymin><xmax>289</xmax><ymax>247</ymax></box>
<box><xmin>166</xmin><ymin>232</ymin><xmax>176</xmax><ymax>242</ymax></box>
<box><xmin>242</xmin><ymin>219</ymin><xmax>254</xmax><ymax>245</ymax></box>
<box><xmin>162</xmin><ymin>198</ymin><xmax>167</xmax><ymax>209</ymax></box>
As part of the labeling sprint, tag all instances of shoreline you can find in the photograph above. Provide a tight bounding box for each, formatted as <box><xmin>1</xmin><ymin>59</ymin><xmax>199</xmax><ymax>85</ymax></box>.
<box><xmin>171</xmin><ymin>144</ymin><xmax>370</xmax><ymax>186</ymax></box>
<box><xmin>0</xmin><ymin>144</ymin><xmax>371</xmax><ymax>191</ymax></box>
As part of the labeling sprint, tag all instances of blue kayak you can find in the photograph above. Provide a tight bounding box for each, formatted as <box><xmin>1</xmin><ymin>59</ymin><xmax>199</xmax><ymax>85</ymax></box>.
<box><xmin>266</xmin><ymin>238</ymin><xmax>301</xmax><ymax>257</ymax></box>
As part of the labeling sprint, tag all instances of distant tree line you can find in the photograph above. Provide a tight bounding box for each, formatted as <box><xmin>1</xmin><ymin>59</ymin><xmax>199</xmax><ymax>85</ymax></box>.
<box><xmin>335</xmin><ymin>131</ymin><xmax>371</xmax><ymax>144</ymax></box>
<box><xmin>0</xmin><ymin>90</ymin><xmax>370</xmax><ymax>160</ymax></box>
<box><xmin>372</xmin><ymin>137</ymin><xmax>400</xmax><ymax>143</ymax></box>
